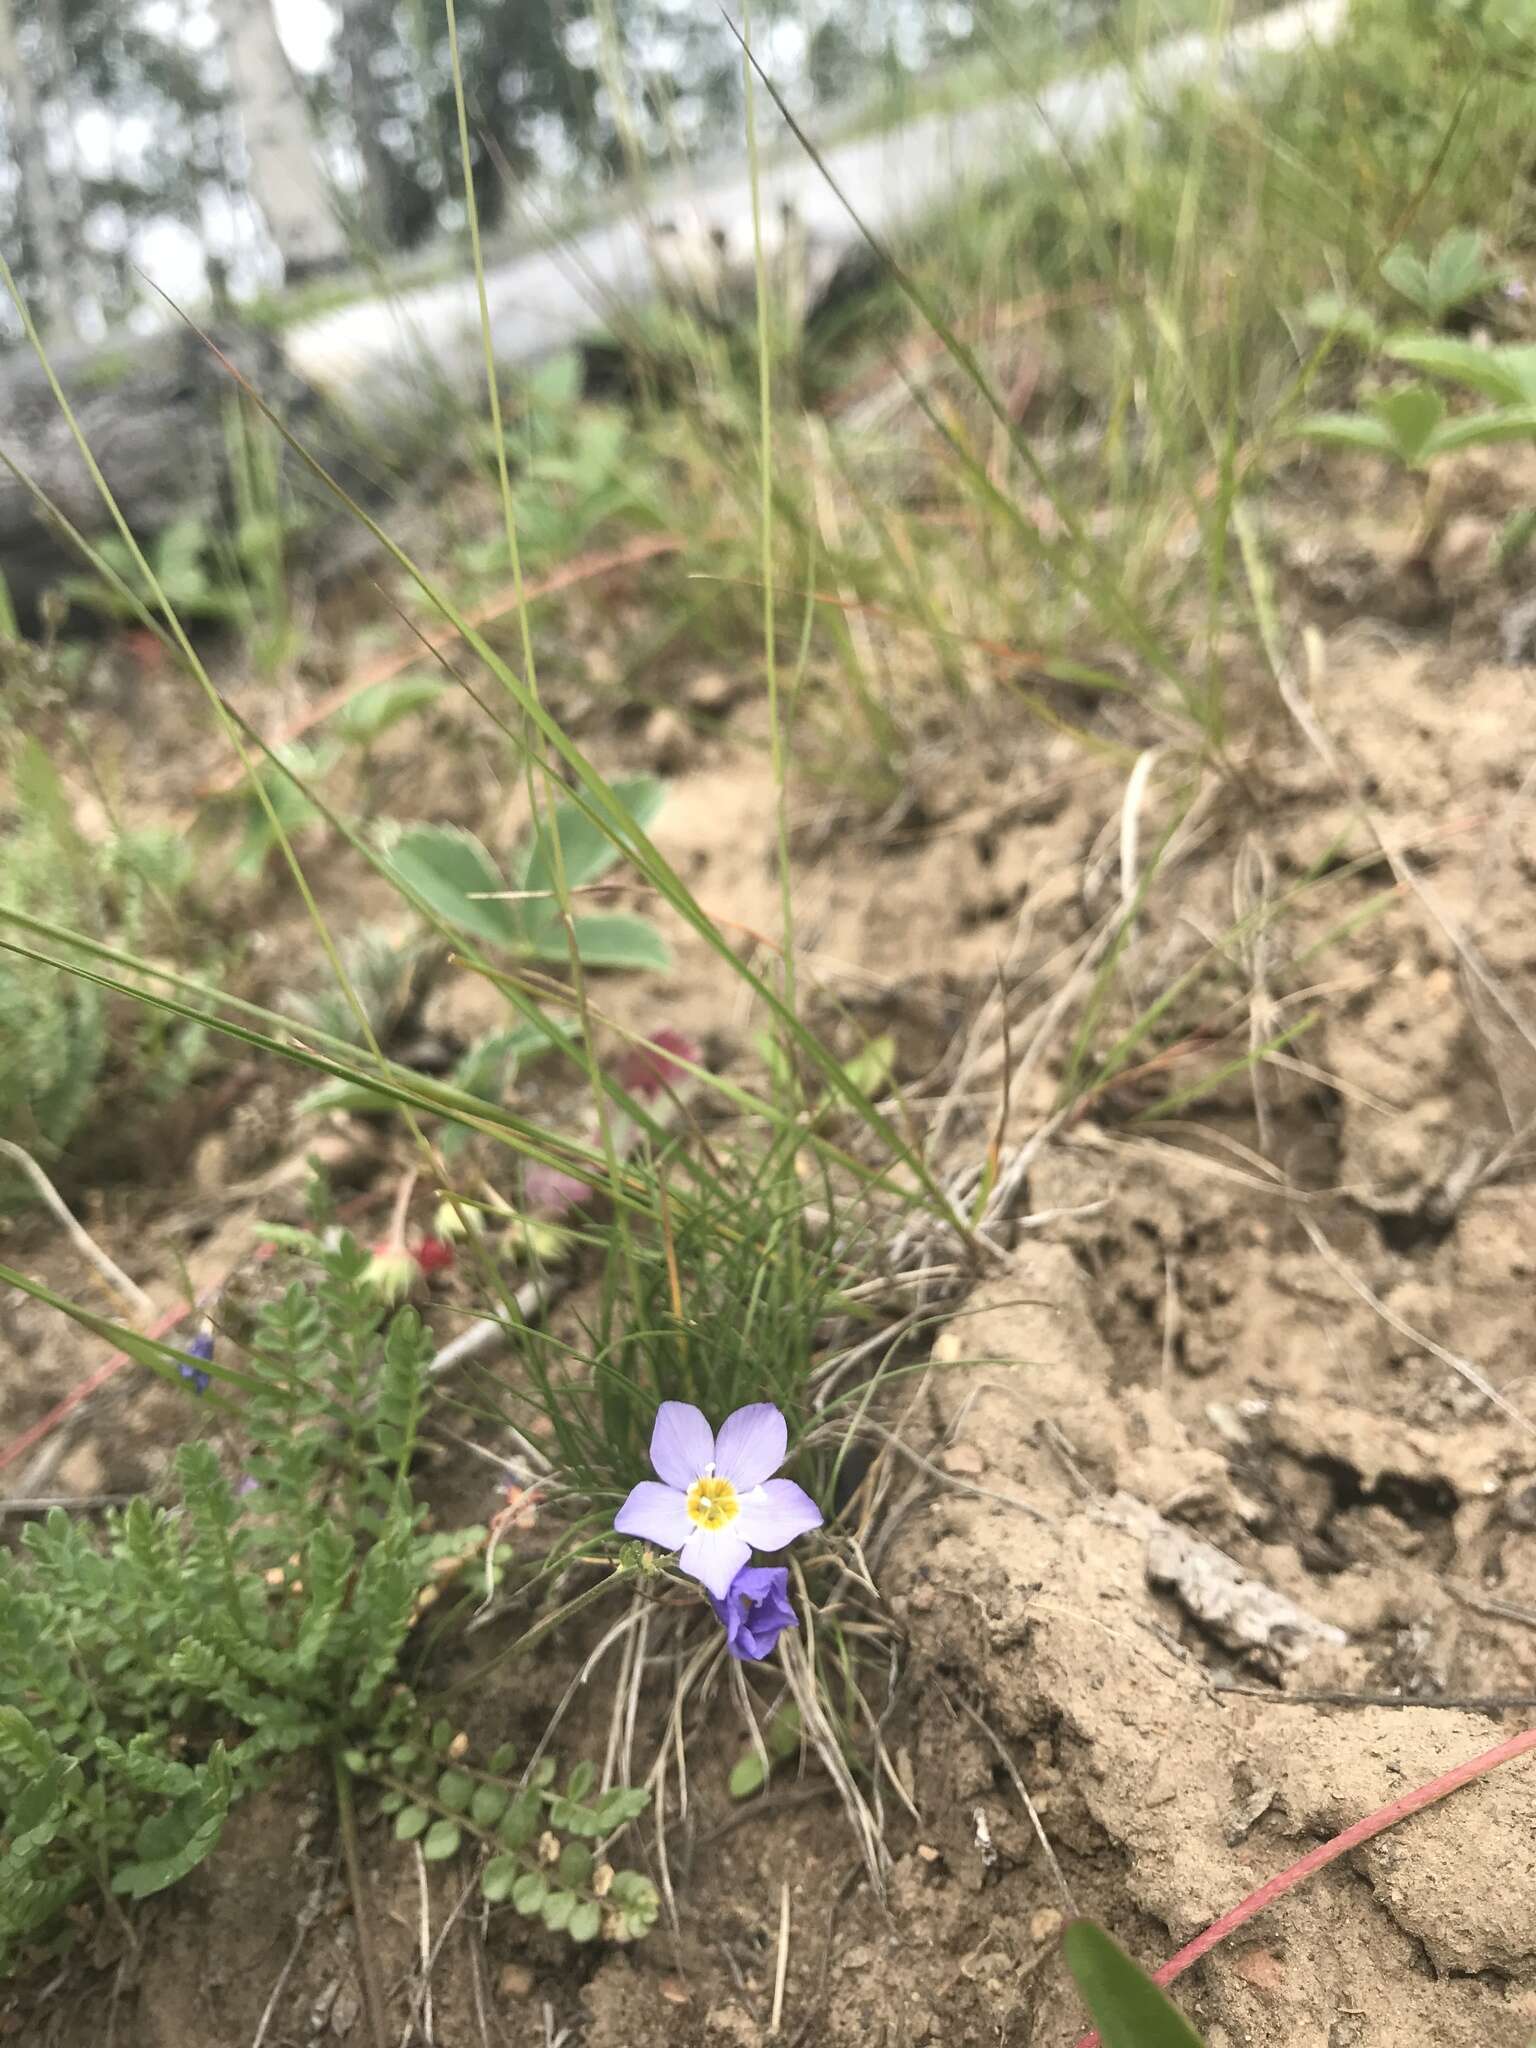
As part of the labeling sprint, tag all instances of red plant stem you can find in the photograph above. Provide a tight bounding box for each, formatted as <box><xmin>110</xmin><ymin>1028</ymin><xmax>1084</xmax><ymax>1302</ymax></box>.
<box><xmin>195</xmin><ymin>533</ymin><xmax>684</xmax><ymax>802</ymax></box>
<box><xmin>0</xmin><ymin>1296</ymin><xmax>193</xmax><ymax>1476</ymax></box>
<box><xmin>1073</xmin><ymin>1721</ymin><xmax>1536</xmax><ymax>2048</ymax></box>
<box><xmin>0</xmin><ymin>1189</ymin><xmax>386</xmax><ymax>1477</ymax></box>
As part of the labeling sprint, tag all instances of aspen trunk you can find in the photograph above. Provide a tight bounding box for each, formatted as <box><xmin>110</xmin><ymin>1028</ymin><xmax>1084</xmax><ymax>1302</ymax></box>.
<box><xmin>212</xmin><ymin>0</ymin><xmax>347</xmax><ymax>282</ymax></box>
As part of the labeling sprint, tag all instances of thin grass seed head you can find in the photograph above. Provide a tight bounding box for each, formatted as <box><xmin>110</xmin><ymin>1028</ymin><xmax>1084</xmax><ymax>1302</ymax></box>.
<box><xmin>709</xmin><ymin>1564</ymin><xmax>797</xmax><ymax>1662</ymax></box>
<box><xmin>614</xmin><ymin>1400</ymin><xmax>822</xmax><ymax>1600</ymax></box>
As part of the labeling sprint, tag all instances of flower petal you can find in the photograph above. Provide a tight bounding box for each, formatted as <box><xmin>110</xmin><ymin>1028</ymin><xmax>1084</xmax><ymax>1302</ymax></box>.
<box><xmin>677</xmin><ymin>1527</ymin><xmax>752</xmax><ymax>1600</ymax></box>
<box><xmin>613</xmin><ymin>1480</ymin><xmax>690</xmax><ymax>1550</ymax></box>
<box><xmin>525</xmin><ymin>1164</ymin><xmax>593</xmax><ymax>1219</ymax></box>
<box><xmin>648</xmin><ymin>1401</ymin><xmax>715</xmax><ymax>1489</ymax></box>
<box><xmin>729</xmin><ymin>1564</ymin><xmax>787</xmax><ymax>1606</ymax></box>
<box><xmin>616</xmin><ymin>1028</ymin><xmax>699</xmax><ymax>1103</ymax></box>
<box><xmin>736</xmin><ymin>1603</ymin><xmax>796</xmax><ymax>1660</ymax></box>
<box><xmin>713</xmin><ymin>1403</ymin><xmax>787</xmax><ymax>1490</ymax></box>
<box><xmin>733</xmin><ymin>1477</ymin><xmax>823</xmax><ymax>1552</ymax></box>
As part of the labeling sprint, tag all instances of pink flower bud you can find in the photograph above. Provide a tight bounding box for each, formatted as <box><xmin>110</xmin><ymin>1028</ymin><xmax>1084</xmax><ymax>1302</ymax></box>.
<box><xmin>616</xmin><ymin>1028</ymin><xmax>699</xmax><ymax>1103</ymax></box>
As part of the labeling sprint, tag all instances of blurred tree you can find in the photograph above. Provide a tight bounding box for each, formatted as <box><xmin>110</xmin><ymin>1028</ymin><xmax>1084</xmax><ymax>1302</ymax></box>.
<box><xmin>210</xmin><ymin>0</ymin><xmax>347</xmax><ymax>280</ymax></box>
<box><xmin>307</xmin><ymin>0</ymin><xmax>979</xmax><ymax>257</ymax></box>
<box><xmin>0</xmin><ymin>0</ymin><xmax>988</xmax><ymax>340</ymax></box>
<box><xmin>0</xmin><ymin>0</ymin><xmax>77</xmax><ymax>336</ymax></box>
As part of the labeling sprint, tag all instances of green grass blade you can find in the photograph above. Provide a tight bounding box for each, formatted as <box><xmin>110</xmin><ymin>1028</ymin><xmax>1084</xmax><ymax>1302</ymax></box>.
<box><xmin>1061</xmin><ymin>1920</ymin><xmax>1207</xmax><ymax>2048</ymax></box>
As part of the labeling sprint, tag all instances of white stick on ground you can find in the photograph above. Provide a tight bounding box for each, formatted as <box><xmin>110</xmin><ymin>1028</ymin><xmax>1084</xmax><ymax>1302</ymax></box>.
<box><xmin>0</xmin><ymin>1139</ymin><xmax>155</xmax><ymax>1321</ymax></box>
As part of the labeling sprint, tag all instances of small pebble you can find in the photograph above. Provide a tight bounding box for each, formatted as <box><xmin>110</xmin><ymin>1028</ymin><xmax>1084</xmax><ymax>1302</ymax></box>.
<box><xmin>644</xmin><ymin>706</ymin><xmax>694</xmax><ymax>771</ymax></box>
<box><xmin>942</xmin><ymin>1444</ymin><xmax>985</xmax><ymax>1477</ymax></box>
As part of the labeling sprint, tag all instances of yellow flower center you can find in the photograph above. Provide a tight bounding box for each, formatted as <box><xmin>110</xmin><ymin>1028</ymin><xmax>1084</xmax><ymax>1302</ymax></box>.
<box><xmin>686</xmin><ymin>1475</ymin><xmax>739</xmax><ymax>1530</ymax></box>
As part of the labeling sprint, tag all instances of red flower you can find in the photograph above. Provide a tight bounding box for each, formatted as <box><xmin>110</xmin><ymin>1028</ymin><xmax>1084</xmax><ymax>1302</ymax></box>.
<box><xmin>616</xmin><ymin>1028</ymin><xmax>699</xmax><ymax>1104</ymax></box>
<box><xmin>412</xmin><ymin>1236</ymin><xmax>456</xmax><ymax>1276</ymax></box>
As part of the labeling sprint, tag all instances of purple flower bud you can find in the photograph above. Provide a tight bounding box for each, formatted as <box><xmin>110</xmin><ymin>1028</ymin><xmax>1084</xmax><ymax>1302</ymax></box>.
<box><xmin>178</xmin><ymin>1327</ymin><xmax>214</xmax><ymax>1395</ymax></box>
<box><xmin>707</xmin><ymin>1564</ymin><xmax>798</xmax><ymax>1662</ymax></box>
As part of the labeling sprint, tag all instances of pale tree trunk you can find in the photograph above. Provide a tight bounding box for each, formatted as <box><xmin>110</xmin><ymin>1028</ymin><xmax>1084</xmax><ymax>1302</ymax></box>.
<box><xmin>213</xmin><ymin>0</ymin><xmax>347</xmax><ymax>282</ymax></box>
<box><xmin>0</xmin><ymin>0</ymin><xmax>77</xmax><ymax>339</ymax></box>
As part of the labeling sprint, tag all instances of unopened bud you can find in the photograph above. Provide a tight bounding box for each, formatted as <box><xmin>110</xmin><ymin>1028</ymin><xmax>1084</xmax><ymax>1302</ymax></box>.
<box><xmin>363</xmin><ymin>1246</ymin><xmax>418</xmax><ymax>1302</ymax></box>
<box><xmin>432</xmin><ymin>1198</ymin><xmax>481</xmax><ymax>1242</ymax></box>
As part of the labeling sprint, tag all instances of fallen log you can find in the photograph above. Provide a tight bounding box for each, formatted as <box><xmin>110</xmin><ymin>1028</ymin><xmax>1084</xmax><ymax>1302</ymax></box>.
<box><xmin>0</xmin><ymin>322</ymin><xmax>354</xmax><ymax>632</ymax></box>
<box><xmin>0</xmin><ymin>0</ymin><xmax>1343</xmax><ymax>632</ymax></box>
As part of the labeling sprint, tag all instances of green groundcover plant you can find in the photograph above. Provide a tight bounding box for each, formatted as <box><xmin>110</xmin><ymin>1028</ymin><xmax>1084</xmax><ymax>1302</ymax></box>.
<box><xmin>0</xmin><ymin>1232</ymin><xmax>655</xmax><ymax>1974</ymax></box>
<box><xmin>0</xmin><ymin>738</ymin><xmax>205</xmax><ymax>1180</ymax></box>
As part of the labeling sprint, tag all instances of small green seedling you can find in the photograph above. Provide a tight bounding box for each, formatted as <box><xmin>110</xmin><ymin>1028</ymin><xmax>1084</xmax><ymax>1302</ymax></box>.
<box><xmin>1380</xmin><ymin>229</ymin><xmax>1504</xmax><ymax>325</ymax></box>
<box><xmin>727</xmin><ymin>1704</ymin><xmax>802</xmax><ymax>1800</ymax></box>
<box><xmin>1301</xmin><ymin>290</ymin><xmax>1385</xmax><ymax>352</ymax></box>
<box><xmin>328</xmin><ymin>675</ymin><xmax>447</xmax><ymax>749</ymax></box>
<box><xmin>229</xmin><ymin>740</ymin><xmax>335</xmax><ymax>880</ymax></box>
<box><xmin>59</xmin><ymin>520</ymin><xmax>245</xmax><ymax>628</ymax></box>
<box><xmin>223</xmin><ymin>679</ymin><xmax>447</xmax><ymax>878</ymax></box>
<box><xmin>1383</xmin><ymin>334</ymin><xmax>1536</xmax><ymax>407</ymax></box>
<box><xmin>460</xmin><ymin>351</ymin><xmax>663</xmax><ymax>577</ymax></box>
<box><xmin>363</xmin><ymin>1739</ymin><xmax>658</xmax><ymax>1942</ymax></box>
<box><xmin>382</xmin><ymin>777</ymin><xmax>670</xmax><ymax>971</ymax></box>
<box><xmin>1304</xmin><ymin>232</ymin><xmax>1507</xmax><ymax>350</ymax></box>
<box><xmin>1062</xmin><ymin>1920</ymin><xmax>1207</xmax><ymax>2048</ymax></box>
<box><xmin>1296</xmin><ymin>381</ymin><xmax>1536</xmax><ymax>469</ymax></box>
<box><xmin>296</xmin><ymin>1016</ymin><xmax>576</xmax><ymax>1150</ymax></box>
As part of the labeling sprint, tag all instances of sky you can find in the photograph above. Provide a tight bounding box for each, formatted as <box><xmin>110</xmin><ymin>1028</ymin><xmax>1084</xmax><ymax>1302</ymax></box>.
<box><xmin>273</xmin><ymin>0</ymin><xmax>338</xmax><ymax>74</ymax></box>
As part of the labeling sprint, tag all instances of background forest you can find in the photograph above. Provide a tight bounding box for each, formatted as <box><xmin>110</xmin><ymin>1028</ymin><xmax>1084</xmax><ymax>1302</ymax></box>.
<box><xmin>0</xmin><ymin>0</ymin><xmax>993</xmax><ymax>341</ymax></box>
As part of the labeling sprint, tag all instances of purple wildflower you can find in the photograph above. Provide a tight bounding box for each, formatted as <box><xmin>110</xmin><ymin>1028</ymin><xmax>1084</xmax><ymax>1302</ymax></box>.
<box><xmin>708</xmin><ymin>1564</ymin><xmax>797</xmax><ymax>1662</ymax></box>
<box><xmin>613</xmin><ymin>1401</ymin><xmax>822</xmax><ymax>1600</ymax></box>
<box><xmin>178</xmin><ymin>1328</ymin><xmax>214</xmax><ymax>1396</ymax></box>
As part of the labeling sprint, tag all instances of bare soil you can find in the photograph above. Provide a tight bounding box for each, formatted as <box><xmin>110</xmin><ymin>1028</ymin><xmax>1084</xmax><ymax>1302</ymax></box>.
<box><xmin>4</xmin><ymin>445</ymin><xmax>1536</xmax><ymax>2046</ymax></box>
